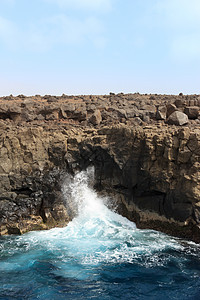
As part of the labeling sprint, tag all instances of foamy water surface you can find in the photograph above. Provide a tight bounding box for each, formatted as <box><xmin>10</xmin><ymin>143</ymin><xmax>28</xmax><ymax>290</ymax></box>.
<box><xmin>0</xmin><ymin>168</ymin><xmax>200</xmax><ymax>299</ymax></box>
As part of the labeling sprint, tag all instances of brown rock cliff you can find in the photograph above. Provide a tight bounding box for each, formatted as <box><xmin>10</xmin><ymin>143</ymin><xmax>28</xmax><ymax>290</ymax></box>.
<box><xmin>0</xmin><ymin>93</ymin><xmax>200</xmax><ymax>242</ymax></box>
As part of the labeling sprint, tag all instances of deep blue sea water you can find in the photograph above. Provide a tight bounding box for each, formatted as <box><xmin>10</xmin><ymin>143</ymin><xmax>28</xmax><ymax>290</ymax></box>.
<box><xmin>0</xmin><ymin>169</ymin><xmax>200</xmax><ymax>300</ymax></box>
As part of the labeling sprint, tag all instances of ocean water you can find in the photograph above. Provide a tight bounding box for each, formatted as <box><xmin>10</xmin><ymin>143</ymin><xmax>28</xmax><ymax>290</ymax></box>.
<box><xmin>0</xmin><ymin>169</ymin><xmax>200</xmax><ymax>300</ymax></box>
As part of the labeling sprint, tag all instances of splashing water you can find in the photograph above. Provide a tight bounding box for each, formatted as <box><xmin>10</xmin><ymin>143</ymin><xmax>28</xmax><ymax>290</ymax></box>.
<box><xmin>0</xmin><ymin>168</ymin><xmax>200</xmax><ymax>299</ymax></box>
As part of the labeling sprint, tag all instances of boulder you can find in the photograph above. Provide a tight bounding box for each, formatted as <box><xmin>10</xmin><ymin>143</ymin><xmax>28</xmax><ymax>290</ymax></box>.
<box><xmin>73</xmin><ymin>109</ymin><xmax>87</xmax><ymax>122</ymax></box>
<box><xmin>108</xmin><ymin>107</ymin><xmax>127</xmax><ymax>119</ymax></box>
<box><xmin>166</xmin><ymin>103</ymin><xmax>177</xmax><ymax>118</ymax></box>
<box><xmin>133</xmin><ymin>116</ymin><xmax>143</xmax><ymax>125</ymax></box>
<box><xmin>142</xmin><ymin>115</ymin><xmax>150</xmax><ymax>123</ymax></box>
<box><xmin>45</xmin><ymin>110</ymin><xmax>60</xmax><ymax>120</ymax></box>
<box><xmin>184</xmin><ymin>106</ymin><xmax>199</xmax><ymax>119</ymax></box>
<box><xmin>62</xmin><ymin>103</ymin><xmax>75</xmax><ymax>115</ymax></box>
<box><xmin>175</xmin><ymin>99</ymin><xmax>186</xmax><ymax>108</ymax></box>
<box><xmin>156</xmin><ymin>106</ymin><xmax>166</xmax><ymax>120</ymax></box>
<box><xmin>89</xmin><ymin>110</ymin><xmax>102</xmax><ymax>125</ymax></box>
<box><xmin>61</xmin><ymin>104</ymin><xmax>87</xmax><ymax>122</ymax></box>
<box><xmin>126</xmin><ymin>107</ymin><xmax>139</xmax><ymax>118</ymax></box>
<box><xmin>167</xmin><ymin>111</ymin><xmax>188</xmax><ymax>126</ymax></box>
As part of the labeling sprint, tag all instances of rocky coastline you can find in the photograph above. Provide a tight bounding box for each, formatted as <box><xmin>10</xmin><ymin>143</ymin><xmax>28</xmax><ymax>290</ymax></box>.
<box><xmin>0</xmin><ymin>93</ymin><xmax>200</xmax><ymax>243</ymax></box>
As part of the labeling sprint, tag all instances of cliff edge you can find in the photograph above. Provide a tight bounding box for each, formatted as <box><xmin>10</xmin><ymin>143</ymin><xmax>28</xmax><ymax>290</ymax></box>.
<box><xmin>0</xmin><ymin>93</ymin><xmax>200</xmax><ymax>242</ymax></box>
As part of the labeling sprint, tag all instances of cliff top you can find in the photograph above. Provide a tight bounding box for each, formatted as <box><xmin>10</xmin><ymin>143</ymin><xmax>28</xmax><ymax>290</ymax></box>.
<box><xmin>0</xmin><ymin>93</ymin><xmax>199</xmax><ymax>131</ymax></box>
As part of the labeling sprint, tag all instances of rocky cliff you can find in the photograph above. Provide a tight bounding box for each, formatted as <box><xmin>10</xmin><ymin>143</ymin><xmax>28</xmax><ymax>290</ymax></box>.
<box><xmin>0</xmin><ymin>93</ymin><xmax>200</xmax><ymax>242</ymax></box>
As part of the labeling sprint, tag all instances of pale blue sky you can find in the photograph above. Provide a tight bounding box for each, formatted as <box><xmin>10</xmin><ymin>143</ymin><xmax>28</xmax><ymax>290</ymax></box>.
<box><xmin>0</xmin><ymin>0</ymin><xmax>200</xmax><ymax>96</ymax></box>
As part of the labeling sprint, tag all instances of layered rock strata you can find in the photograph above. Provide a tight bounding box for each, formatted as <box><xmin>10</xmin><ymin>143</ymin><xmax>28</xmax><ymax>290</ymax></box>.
<box><xmin>0</xmin><ymin>93</ymin><xmax>200</xmax><ymax>242</ymax></box>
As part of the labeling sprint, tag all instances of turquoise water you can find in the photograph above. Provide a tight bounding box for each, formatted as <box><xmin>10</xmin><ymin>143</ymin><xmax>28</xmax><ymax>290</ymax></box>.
<box><xmin>0</xmin><ymin>169</ymin><xmax>200</xmax><ymax>299</ymax></box>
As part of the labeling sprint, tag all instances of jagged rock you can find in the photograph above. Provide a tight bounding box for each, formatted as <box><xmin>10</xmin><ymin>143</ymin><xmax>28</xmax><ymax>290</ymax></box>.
<box><xmin>126</xmin><ymin>107</ymin><xmax>139</xmax><ymax>118</ymax></box>
<box><xmin>17</xmin><ymin>94</ymin><xmax>26</xmax><ymax>99</ymax></box>
<box><xmin>9</xmin><ymin>105</ymin><xmax>21</xmax><ymax>114</ymax></box>
<box><xmin>73</xmin><ymin>109</ymin><xmax>87</xmax><ymax>121</ymax></box>
<box><xmin>21</xmin><ymin>111</ymin><xmax>35</xmax><ymax>122</ymax></box>
<box><xmin>156</xmin><ymin>110</ymin><xmax>165</xmax><ymax>120</ymax></box>
<box><xmin>184</xmin><ymin>106</ymin><xmax>199</xmax><ymax>119</ymax></box>
<box><xmin>0</xmin><ymin>104</ymin><xmax>21</xmax><ymax>122</ymax></box>
<box><xmin>177</xmin><ymin>147</ymin><xmax>191</xmax><ymax>163</ymax></box>
<box><xmin>175</xmin><ymin>99</ymin><xmax>186</xmax><ymax>108</ymax></box>
<box><xmin>108</xmin><ymin>107</ymin><xmax>127</xmax><ymax>119</ymax></box>
<box><xmin>45</xmin><ymin>110</ymin><xmax>60</xmax><ymax>120</ymax></box>
<box><xmin>133</xmin><ymin>116</ymin><xmax>143</xmax><ymax>125</ymax></box>
<box><xmin>166</xmin><ymin>103</ymin><xmax>177</xmax><ymax>118</ymax></box>
<box><xmin>89</xmin><ymin>110</ymin><xmax>102</xmax><ymax>125</ymax></box>
<box><xmin>35</xmin><ymin>114</ymin><xmax>45</xmax><ymax>121</ymax></box>
<box><xmin>156</xmin><ymin>106</ymin><xmax>166</xmax><ymax>120</ymax></box>
<box><xmin>43</xmin><ymin>95</ymin><xmax>57</xmax><ymax>101</ymax></box>
<box><xmin>41</xmin><ymin>105</ymin><xmax>60</xmax><ymax>120</ymax></box>
<box><xmin>21</xmin><ymin>99</ymin><xmax>33</xmax><ymax>108</ymax></box>
<box><xmin>142</xmin><ymin>114</ymin><xmax>150</xmax><ymax>123</ymax></box>
<box><xmin>62</xmin><ymin>103</ymin><xmax>75</xmax><ymax>116</ymax></box>
<box><xmin>167</xmin><ymin>111</ymin><xmax>188</xmax><ymax>126</ymax></box>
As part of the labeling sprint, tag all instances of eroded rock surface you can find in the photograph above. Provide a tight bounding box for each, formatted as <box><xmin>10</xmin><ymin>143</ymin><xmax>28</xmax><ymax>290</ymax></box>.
<box><xmin>0</xmin><ymin>93</ymin><xmax>200</xmax><ymax>242</ymax></box>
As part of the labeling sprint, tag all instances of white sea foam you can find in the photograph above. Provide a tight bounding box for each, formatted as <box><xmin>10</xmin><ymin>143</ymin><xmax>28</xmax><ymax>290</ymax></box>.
<box><xmin>35</xmin><ymin>168</ymin><xmax>184</xmax><ymax>265</ymax></box>
<box><xmin>1</xmin><ymin>168</ymin><xmax>196</xmax><ymax>278</ymax></box>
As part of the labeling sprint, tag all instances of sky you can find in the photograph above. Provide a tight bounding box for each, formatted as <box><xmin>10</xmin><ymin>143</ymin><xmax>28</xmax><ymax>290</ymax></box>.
<box><xmin>0</xmin><ymin>0</ymin><xmax>200</xmax><ymax>96</ymax></box>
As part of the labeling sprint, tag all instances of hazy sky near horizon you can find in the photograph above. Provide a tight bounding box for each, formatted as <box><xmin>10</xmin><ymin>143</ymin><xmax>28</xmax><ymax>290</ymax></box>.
<box><xmin>0</xmin><ymin>0</ymin><xmax>200</xmax><ymax>96</ymax></box>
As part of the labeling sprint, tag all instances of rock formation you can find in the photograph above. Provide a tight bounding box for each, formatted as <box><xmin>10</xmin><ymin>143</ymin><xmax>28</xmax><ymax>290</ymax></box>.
<box><xmin>0</xmin><ymin>93</ymin><xmax>200</xmax><ymax>242</ymax></box>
